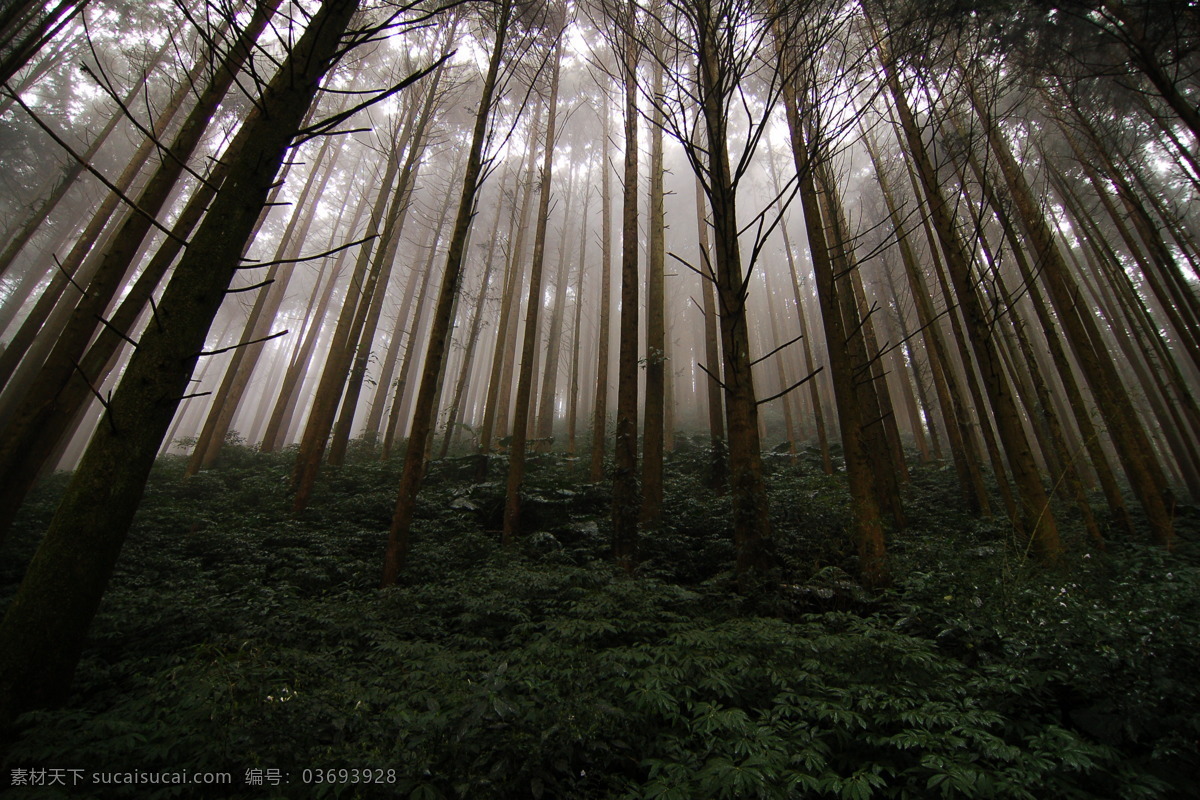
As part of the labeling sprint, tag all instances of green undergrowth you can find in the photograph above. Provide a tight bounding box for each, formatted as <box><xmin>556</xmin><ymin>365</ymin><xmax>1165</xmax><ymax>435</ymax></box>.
<box><xmin>1</xmin><ymin>440</ymin><xmax>1198</xmax><ymax>798</ymax></box>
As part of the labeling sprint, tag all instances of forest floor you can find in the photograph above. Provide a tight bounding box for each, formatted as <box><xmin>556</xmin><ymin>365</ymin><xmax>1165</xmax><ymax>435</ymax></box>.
<box><xmin>1</xmin><ymin>438</ymin><xmax>1199</xmax><ymax>799</ymax></box>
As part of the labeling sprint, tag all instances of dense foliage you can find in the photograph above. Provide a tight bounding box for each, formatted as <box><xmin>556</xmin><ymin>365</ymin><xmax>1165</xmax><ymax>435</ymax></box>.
<box><xmin>2</xmin><ymin>442</ymin><xmax>1198</xmax><ymax>798</ymax></box>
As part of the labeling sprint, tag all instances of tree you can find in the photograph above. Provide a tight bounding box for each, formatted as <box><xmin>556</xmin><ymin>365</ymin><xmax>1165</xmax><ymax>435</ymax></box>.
<box><xmin>0</xmin><ymin>0</ymin><xmax>282</xmax><ymax>541</ymax></box>
<box><xmin>0</xmin><ymin>0</ymin><xmax>387</xmax><ymax>732</ymax></box>
<box><xmin>382</xmin><ymin>0</ymin><xmax>518</xmax><ymax>586</ymax></box>
<box><xmin>610</xmin><ymin>0</ymin><xmax>641</xmax><ymax>571</ymax></box>
<box><xmin>504</xmin><ymin>20</ymin><xmax>565</xmax><ymax>544</ymax></box>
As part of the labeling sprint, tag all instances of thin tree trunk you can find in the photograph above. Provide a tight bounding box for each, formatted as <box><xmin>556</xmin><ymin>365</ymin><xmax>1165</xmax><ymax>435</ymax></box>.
<box><xmin>611</xmin><ymin>9</ymin><xmax>641</xmax><ymax>571</ymax></box>
<box><xmin>534</xmin><ymin>154</ymin><xmax>576</xmax><ymax>450</ymax></box>
<box><xmin>879</xmin><ymin>38</ymin><xmax>1063</xmax><ymax>559</ymax></box>
<box><xmin>969</xmin><ymin>82</ymin><xmax>1175</xmax><ymax>547</ymax></box>
<box><xmin>479</xmin><ymin>102</ymin><xmax>544</xmax><ymax>463</ymax></box>
<box><xmin>566</xmin><ymin>160</ymin><xmax>592</xmax><ymax>461</ymax></box>
<box><xmin>380</xmin><ymin>164</ymin><xmax>460</xmax><ymax>459</ymax></box>
<box><xmin>641</xmin><ymin>48</ymin><xmax>666</xmax><ymax>525</ymax></box>
<box><xmin>291</xmin><ymin>120</ymin><xmax>409</xmax><ymax>509</ymax></box>
<box><xmin>186</xmin><ymin>133</ymin><xmax>340</xmax><ymax>475</ymax></box>
<box><xmin>503</xmin><ymin>35</ymin><xmax>563</xmax><ymax>543</ymax></box>
<box><xmin>381</xmin><ymin>0</ymin><xmax>513</xmax><ymax>586</ymax></box>
<box><xmin>260</xmin><ymin>183</ymin><xmax>368</xmax><ymax>452</ymax></box>
<box><xmin>588</xmin><ymin>86</ymin><xmax>614</xmax><ymax>481</ymax></box>
<box><xmin>691</xmin><ymin>173</ymin><xmax>724</xmax><ymax>489</ymax></box>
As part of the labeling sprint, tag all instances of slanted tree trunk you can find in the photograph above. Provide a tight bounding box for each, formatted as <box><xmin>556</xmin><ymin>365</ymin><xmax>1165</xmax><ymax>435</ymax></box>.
<box><xmin>381</xmin><ymin>0</ymin><xmax>514</xmax><ymax>586</ymax></box>
<box><xmin>0</xmin><ymin>52</ymin><xmax>157</xmax><ymax>283</ymax></box>
<box><xmin>0</xmin><ymin>4</ymin><xmax>281</xmax><ymax>540</ymax></box>
<box><xmin>862</xmin><ymin>129</ymin><xmax>987</xmax><ymax>510</ymax></box>
<box><xmin>967</xmin><ymin>81</ymin><xmax>1174</xmax><ymax>547</ymax></box>
<box><xmin>766</xmin><ymin>154</ymin><xmax>830</xmax><ymax>474</ymax></box>
<box><xmin>814</xmin><ymin>159</ymin><xmax>905</xmax><ymax>528</ymax></box>
<box><xmin>329</xmin><ymin>36</ymin><xmax>454</xmax><ymax>463</ymax></box>
<box><xmin>478</xmin><ymin>103</ymin><xmax>545</xmax><ymax>464</ymax></box>
<box><xmin>879</xmin><ymin>41</ymin><xmax>1062</xmax><ymax>560</ymax></box>
<box><xmin>0</xmin><ymin>48</ymin><xmax>206</xmax><ymax>392</ymax></box>
<box><xmin>0</xmin><ymin>0</ymin><xmax>364</xmax><ymax>733</ymax></box>
<box><xmin>380</xmin><ymin>165</ymin><xmax>460</xmax><ymax>458</ymax></box>
<box><xmin>785</xmin><ymin>91</ymin><xmax>887</xmax><ymax>586</ymax></box>
<box><xmin>260</xmin><ymin>181</ymin><xmax>368</xmax><ymax>452</ymax></box>
<box><xmin>186</xmin><ymin>134</ymin><xmax>340</xmax><ymax>474</ymax></box>
<box><xmin>0</xmin><ymin>0</ymin><xmax>87</xmax><ymax>87</ymax></box>
<box><xmin>292</xmin><ymin>121</ymin><xmax>408</xmax><ymax>508</ymax></box>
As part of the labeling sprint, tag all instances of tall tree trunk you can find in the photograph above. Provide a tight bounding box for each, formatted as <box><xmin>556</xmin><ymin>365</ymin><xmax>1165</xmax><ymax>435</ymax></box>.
<box><xmin>695</xmin><ymin>171</ymin><xmax>728</xmax><ymax>489</ymax></box>
<box><xmin>0</xmin><ymin>4</ymin><xmax>281</xmax><ymax>540</ymax></box>
<box><xmin>0</xmin><ymin>0</ymin><xmax>364</xmax><ymax>732</ymax></box>
<box><xmin>479</xmin><ymin>103</ymin><xmax>544</xmax><ymax>464</ymax></box>
<box><xmin>863</xmin><ymin>130</ymin><xmax>988</xmax><ymax>513</ymax></box>
<box><xmin>381</xmin><ymin>0</ymin><xmax>513</xmax><ymax>586</ymax></box>
<box><xmin>380</xmin><ymin>168</ymin><xmax>459</xmax><ymax>459</ymax></box>
<box><xmin>696</xmin><ymin>0</ymin><xmax>772</xmax><ymax>580</ymax></box>
<box><xmin>588</xmin><ymin>86</ymin><xmax>614</xmax><ymax>481</ymax></box>
<box><xmin>186</xmin><ymin>133</ymin><xmax>339</xmax><ymax>475</ymax></box>
<box><xmin>566</xmin><ymin>160</ymin><xmax>592</xmax><ymax>460</ymax></box>
<box><xmin>504</xmin><ymin>34</ymin><xmax>563</xmax><ymax>544</ymax></box>
<box><xmin>880</xmin><ymin>46</ymin><xmax>1062</xmax><ymax>560</ymax></box>
<box><xmin>968</xmin><ymin>82</ymin><xmax>1175</xmax><ymax>547</ymax></box>
<box><xmin>783</xmin><ymin>74</ymin><xmax>887</xmax><ymax>585</ymax></box>
<box><xmin>0</xmin><ymin>48</ymin><xmax>205</xmax><ymax>392</ymax></box>
<box><xmin>260</xmin><ymin>183</ymin><xmax>369</xmax><ymax>452</ymax></box>
<box><xmin>611</xmin><ymin>7</ymin><xmax>641</xmax><ymax>571</ymax></box>
<box><xmin>330</xmin><ymin>34</ymin><xmax>454</xmax><ymax>462</ymax></box>
<box><xmin>767</xmin><ymin>154</ymin><xmax>830</xmax><ymax>474</ymax></box>
<box><xmin>641</xmin><ymin>47</ymin><xmax>667</xmax><ymax>525</ymax></box>
<box><xmin>535</xmin><ymin>155</ymin><xmax>576</xmax><ymax>450</ymax></box>
<box><xmin>438</xmin><ymin>192</ymin><xmax>507</xmax><ymax>460</ymax></box>
<box><xmin>291</xmin><ymin>122</ymin><xmax>408</xmax><ymax>509</ymax></box>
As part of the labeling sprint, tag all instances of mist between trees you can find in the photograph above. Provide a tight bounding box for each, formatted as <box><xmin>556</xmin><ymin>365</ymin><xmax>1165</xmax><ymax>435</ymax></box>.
<box><xmin>0</xmin><ymin>0</ymin><xmax>1198</xmax><ymax>763</ymax></box>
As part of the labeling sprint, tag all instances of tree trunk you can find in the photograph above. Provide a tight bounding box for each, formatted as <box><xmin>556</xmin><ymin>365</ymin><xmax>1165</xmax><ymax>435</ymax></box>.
<box><xmin>880</xmin><ymin>46</ymin><xmax>1062</xmax><ymax>560</ymax></box>
<box><xmin>0</xmin><ymin>4</ymin><xmax>281</xmax><ymax>539</ymax></box>
<box><xmin>187</xmin><ymin>133</ymin><xmax>340</xmax><ymax>474</ymax></box>
<box><xmin>0</xmin><ymin>0</ymin><xmax>363</xmax><ymax>733</ymax></box>
<box><xmin>566</xmin><ymin>159</ymin><xmax>592</xmax><ymax>461</ymax></box>
<box><xmin>534</xmin><ymin>153</ymin><xmax>576</xmax><ymax>450</ymax></box>
<box><xmin>291</xmin><ymin>120</ymin><xmax>408</xmax><ymax>509</ymax></box>
<box><xmin>588</xmin><ymin>86</ymin><xmax>614</xmax><ymax>481</ymax></box>
<box><xmin>969</xmin><ymin>82</ymin><xmax>1174</xmax><ymax>547</ymax></box>
<box><xmin>641</xmin><ymin>48</ymin><xmax>667</xmax><ymax>525</ymax></box>
<box><xmin>381</xmin><ymin>0</ymin><xmax>513</xmax><ymax>586</ymax></box>
<box><xmin>380</xmin><ymin>164</ymin><xmax>460</xmax><ymax>458</ymax></box>
<box><xmin>478</xmin><ymin>103</ymin><xmax>544</xmax><ymax>464</ymax></box>
<box><xmin>696</xmin><ymin>0</ymin><xmax>772</xmax><ymax>580</ymax></box>
<box><xmin>611</xmin><ymin>8</ymin><xmax>641</xmax><ymax>571</ymax></box>
<box><xmin>503</xmin><ymin>35</ymin><xmax>563</xmax><ymax>544</ymax></box>
<box><xmin>260</xmin><ymin>183</ymin><xmax>368</xmax><ymax>452</ymax></box>
<box><xmin>694</xmin><ymin>171</ymin><xmax>728</xmax><ymax>489</ymax></box>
